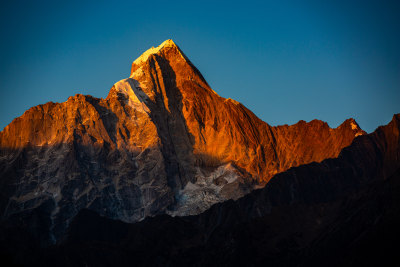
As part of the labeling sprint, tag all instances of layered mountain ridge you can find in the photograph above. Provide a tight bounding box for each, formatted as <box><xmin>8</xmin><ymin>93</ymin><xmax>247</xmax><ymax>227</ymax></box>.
<box><xmin>45</xmin><ymin>114</ymin><xmax>400</xmax><ymax>267</ymax></box>
<box><xmin>0</xmin><ymin>40</ymin><xmax>365</xmax><ymax>243</ymax></box>
<box><xmin>1</xmin><ymin>113</ymin><xmax>399</xmax><ymax>266</ymax></box>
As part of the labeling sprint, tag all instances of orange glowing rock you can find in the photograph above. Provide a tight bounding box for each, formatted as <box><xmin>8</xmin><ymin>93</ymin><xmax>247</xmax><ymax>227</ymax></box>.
<box><xmin>0</xmin><ymin>40</ymin><xmax>365</xmax><ymax>229</ymax></box>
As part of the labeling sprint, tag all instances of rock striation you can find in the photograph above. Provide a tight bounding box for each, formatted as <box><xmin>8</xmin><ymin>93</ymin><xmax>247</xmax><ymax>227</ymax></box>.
<box><xmin>1</xmin><ymin>114</ymin><xmax>398</xmax><ymax>267</ymax></box>
<box><xmin>25</xmin><ymin>115</ymin><xmax>400</xmax><ymax>267</ymax></box>
<box><xmin>0</xmin><ymin>40</ymin><xmax>365</xmax><ymax>243</ymax></box>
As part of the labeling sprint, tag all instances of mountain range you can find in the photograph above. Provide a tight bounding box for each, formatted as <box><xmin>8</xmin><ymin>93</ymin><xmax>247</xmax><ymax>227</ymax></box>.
<box><xmin>0</xmin><ymin>40</ymin><xmax>398</xmax><ymax>266</ymax></box>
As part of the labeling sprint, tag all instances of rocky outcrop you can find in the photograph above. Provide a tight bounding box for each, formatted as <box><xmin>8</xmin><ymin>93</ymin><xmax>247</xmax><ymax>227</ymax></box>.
<box><xmin>8</xmin><ymin>114</ymin><xmax>395</xmax><ymax>267</ymax></box>
<box><xmin>0</xmin><ymin>40</ymin><xmax>365</xmax><ymax>243</ymax></box>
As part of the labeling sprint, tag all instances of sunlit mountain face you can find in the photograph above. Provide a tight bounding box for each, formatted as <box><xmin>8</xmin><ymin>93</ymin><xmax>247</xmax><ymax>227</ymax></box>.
<box><xmin>0</xmin><ymin>40</ymin><xmax>399</xmax><ymax>267</ymax></box>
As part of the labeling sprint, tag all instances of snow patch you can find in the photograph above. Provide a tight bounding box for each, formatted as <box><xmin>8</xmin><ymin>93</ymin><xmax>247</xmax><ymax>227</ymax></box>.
<box><xmin>350</xmin><ymin>121</ymin><xmax>358</xmax><ymax>130</ymax></box>
<box><xmin>349</xmin><ymin>121</ymin><xmax>364</xmax><ymax>137</ymax></box>
<box><xmin>168</xmin><ymin>163</ymin><xmax>252</xmax><ymax>216</ymax></box>
<box><xmin>112</xmin><ymin>78</ymin><xmax>150</xmax><ymax>113</ymax></box>
<box><xmin>132</xmin><ymin>39</ymin><xmax>182</xmax><ymax>67</ymax></box>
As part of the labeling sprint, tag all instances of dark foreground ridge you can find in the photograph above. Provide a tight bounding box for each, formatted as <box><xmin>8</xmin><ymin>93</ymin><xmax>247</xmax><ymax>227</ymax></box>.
<box><xmin>1</xmin><ymin>114</ymin><xmax>399</xmax><ymax>266</ymax></box>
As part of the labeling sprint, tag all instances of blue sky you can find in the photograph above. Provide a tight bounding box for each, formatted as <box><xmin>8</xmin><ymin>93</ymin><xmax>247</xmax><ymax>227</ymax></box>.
<box><xmin>1</xmin><ymin>0</ymin><xmax>399</xmax><ymax>132</ymax></box>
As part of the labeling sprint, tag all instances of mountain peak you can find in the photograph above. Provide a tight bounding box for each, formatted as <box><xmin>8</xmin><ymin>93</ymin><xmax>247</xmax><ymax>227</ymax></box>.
<box><xmin>0</xmin><ymin>40</ymin><xmax>378</xmax><ymax>249</ymax></box>
<box><xmin>339</xmin><ymin>118</ymin><xmax>365</xmax><ymax>137</ymax></box>
<box><xmin>108</xmin><ymin>39</ymin><xmax>212</xmax><ymax>106</ymax></box>
<box><xmin>131</xmin><ymin>39</ymin><xmax>183</xmax><ymax>74</ymax></box>
<box><xmin>161</xmin><ymin>39</ymin><xmax>178</xmax><ymax>47</ymax></box>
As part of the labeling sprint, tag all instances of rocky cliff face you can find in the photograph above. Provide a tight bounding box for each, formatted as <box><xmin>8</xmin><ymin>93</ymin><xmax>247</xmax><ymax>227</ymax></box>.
<box><xmin>1</xmin><ymin>115</ymin><xmax>398</xmax><ymax>267</ymax></box>
<box><xmin>0</xmin><ymin>40</ymin><xmax>364</xmax><ymax>243</ymax></box>
<box><xmin>16</xmin><ymin>114</ymin><xmax>397</xmax><ymax>267</ymax></box>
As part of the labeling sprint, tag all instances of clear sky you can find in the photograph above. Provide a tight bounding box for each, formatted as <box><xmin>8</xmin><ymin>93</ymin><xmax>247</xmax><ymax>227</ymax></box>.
<box><xmin>1</xmin><ymin>0</ymin><xmax>399</xmax><ymax>133</ymax></box>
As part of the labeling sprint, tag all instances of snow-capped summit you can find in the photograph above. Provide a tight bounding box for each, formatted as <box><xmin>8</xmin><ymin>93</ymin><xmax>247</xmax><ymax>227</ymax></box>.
<box><xmin>132</xmin><ymin>39</ymin><xmax>180</xmax><ymax>66</ymax></box>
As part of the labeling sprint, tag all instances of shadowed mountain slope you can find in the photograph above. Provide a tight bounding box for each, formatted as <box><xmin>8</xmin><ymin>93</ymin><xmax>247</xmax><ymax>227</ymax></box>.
<box><xmin>11</xmin><ymin>114</ymin><xmax>397</xmax><ymax>267</ymax></box>
<box><xmin>0</xmin><ymin>40</ymin><xmax>365</xmax><ymax>245</ymax></box>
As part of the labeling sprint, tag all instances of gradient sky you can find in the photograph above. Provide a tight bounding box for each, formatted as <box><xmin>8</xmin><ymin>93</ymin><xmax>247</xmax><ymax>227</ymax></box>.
<box><xmin>1</xmin><ymin>0</ymin><xmax>399</xmax><ymax>133</ymax></box>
